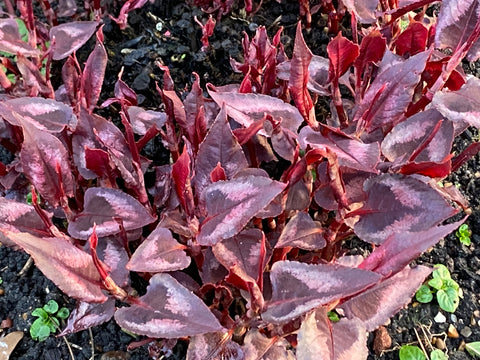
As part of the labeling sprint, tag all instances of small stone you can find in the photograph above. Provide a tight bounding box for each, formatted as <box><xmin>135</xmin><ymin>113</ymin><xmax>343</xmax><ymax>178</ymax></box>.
<box><xmin>460</xmin><ymin>326</ymin><xmax>472</xmax><ymax>338</ymax></box>
<box><xmin>435</xmin><ymin>338</ymin><xmax>446</xmax><ymax>350</ymax></box>
<box><xmin>373</xmin><ymin>326</ymin><xmax>392</xmax><ymax>355</ymax></box>
<box><xmin>458</xmin><ymin>340</ymin><xmax>466</xmax><ymax>352</ymax></box>
<box><xmin>471</xmin><ymin>315</ymin><xmax>477</xmax><ymax>326</ymax></box>
<box><xmin>100</xmin><ymin>351</ymin><xmax>131</xmax><ymax>360</ymax></box>
<box><xmin>435</xmin><ymin>312</ymin><xmax>447</xmax><ymax>323</ymax></box>
<box><xmin>448</xmin><ymin>324</ymin><xmax>460</xmax><ymax>338</ymax></box>
<box><xmin>451</xmin><ymin>314</ymin><xmax>458</xmax><ymax>322</ymax></box>
<box><xmin>474</xmin><ymin>310</ymin><xmax>480</xmax><ymax>318</ymax></box>
<box><xmin>0</xmin><ymin>288</ymin><xmax>4</xmax><ymax>296</ymax></box>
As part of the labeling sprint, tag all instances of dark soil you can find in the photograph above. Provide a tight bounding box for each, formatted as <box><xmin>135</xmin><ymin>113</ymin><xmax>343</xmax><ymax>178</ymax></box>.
<box><xmin>1</xmin><ymin>1</ymin><xmax>480</xmax><ymax>359</ymax></box>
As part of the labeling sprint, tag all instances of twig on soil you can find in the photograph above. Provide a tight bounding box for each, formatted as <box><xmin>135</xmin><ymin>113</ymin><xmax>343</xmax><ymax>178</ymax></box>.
<box><xmin>17</xmin><ymin>257</ymin><xmax>33</xmax><ymax>277</ymax></box>
<box><xmin>89</xmin><ymin>327</ymin><xmax>95</xmax><ymax>360</ymax></box>
<box><xmin>414</xmin><ymin>326</ymin><xmax>430</xmax><ymax>360</ymax></box>
<box><xmin>62</xmin><ymin>336</ymin><xmax>76</xmax><ymax>360</ymax></box>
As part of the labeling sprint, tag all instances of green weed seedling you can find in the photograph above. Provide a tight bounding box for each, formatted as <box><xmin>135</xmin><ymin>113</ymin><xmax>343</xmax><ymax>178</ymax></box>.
<box><xmin>466</xmin><ymin>342</ymin><xmax>480</xmax><ymax>358</ymax></box>
<box><xmin>30</xmin><ymin>300</ymin><xmax>70</xmax><ymax>341</ymax></box>
<box><xmin>456</xmin><ymin>224</ymin><xmax>472</xmax><ymax>246</ymax></box>
<box><xmin>415</xmin><ymin>264</ymin><xmax>461</xmax><ymax>313</ymax></box>
<box><xmin>399</xmin><ymin>345</ymin><xmax>447</xmax><ymax>360</ymax></box>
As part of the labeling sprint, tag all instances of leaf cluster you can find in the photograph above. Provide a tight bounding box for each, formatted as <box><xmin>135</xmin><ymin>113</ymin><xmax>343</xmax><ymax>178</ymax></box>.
<box><xmin>415</xmin><ymin>264</ymin><xmax>461</xmax><ymax>313</ymax></box>
<box><xmin>399</xmin><ymin>345</ymin><xmax>447</xmax><ymax>360</ymax></box>
<box><xmin>30</xmin><ymin>300</ymin><xmax>70</xmax><ymax>342</ymax></box>
<box><xmin>1</xmin><ymin>0</ymin><xmax>480</xmax><ymax>359</ymax></box>
<box><xmin>456</xmin><ymin>223</ymin><xmax>472</xmax><ymax>246</ymax></box>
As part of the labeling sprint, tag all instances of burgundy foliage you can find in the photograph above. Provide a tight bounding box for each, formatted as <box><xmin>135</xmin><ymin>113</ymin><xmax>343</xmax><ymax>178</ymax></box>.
<box><xmin>1</xmin><ymin>1</ymin><xmax>480</xmax><ymax>359</ymax></box>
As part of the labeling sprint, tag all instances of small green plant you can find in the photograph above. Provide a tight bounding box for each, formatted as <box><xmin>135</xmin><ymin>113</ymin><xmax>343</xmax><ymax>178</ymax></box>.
<box><xmin>30</xmin><ymin>300</ymin><xmax>70</xmax><ymax>341</ymax></box>
<box><xmin>399</xmin><ymin>345</ymin><xmax>426</xmax><ymax>360</ymax></box>
<box><xmin>466</xmin><ymin>342</ymin><xmax>480</xmax><ymax>358</ymax></box>
<box><xmin>455</xmin><ymin>224</ymin><xmax>472</xmax><ymax>246</ymax></box>
<box><xmin>415</xmin><ymin>264</ymin><xmax>461</xmax><ymax>313</ymax></box>
<box><xmin>399</xmin><ymin>346</ymin><xmax>447</xmax><ymax>360</ymax></box>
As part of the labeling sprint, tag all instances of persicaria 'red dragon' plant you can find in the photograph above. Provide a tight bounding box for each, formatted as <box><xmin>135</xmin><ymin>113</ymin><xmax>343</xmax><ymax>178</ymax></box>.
<box><xmin>1</xmin><ymin>0</ymin><xmax>480</xmax><ymax>358</ymax></box>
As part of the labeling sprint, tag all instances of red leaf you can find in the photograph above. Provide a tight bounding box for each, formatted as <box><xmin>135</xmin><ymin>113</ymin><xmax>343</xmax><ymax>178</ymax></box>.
<box><xmin>432</xmin><ymin>76</ymin><xmax>480</xmax><ymax>128</ymax></box>
<box><xmin>353</xmin><ymin>49</ymin><xmax>431</xmax><ymax>133</ymax></box>
<box><xmin>0</xmin><ymin>197</ymin><xmax>52</xmax><ymax>249</ymax></box>
<box><xmin>84</xmin><ymin>147</ymin><xmax>112</xmax><ymax>178</ymax></box>
<box><xmin>207</xmin><ymin>85</ymin><xmax>303</xmax><ymax>133</ymax></box>
<box><xmin>193</xmin><ymin>104</ymin><xmax>248</xmax><ymax>197</ymax></box>
<box><xmin>275</xmin><ymin>212</ymin><xmax>326</xmax><ymax>250</ymax></box>
<box><xmin>16</xmin><ymin>54</ymin><xmax>52</xmax><ymax>97</ymax></box>
<box><xmin>59</xmin><ymin>299</ymin><xmax>115</xmax><ymax>336</ymax></box>
<box><xmin>395</xmin><ymin>22</ymin><xmax>429</xmax><ymax>56</ymax></box>
<box><xmin>127</xmin><ymin>106</ymin><xmax>166</xmax><ymax>135</ymax></box>
<box><xmin>194</xmin><ymin>15</ymin><xmax>216</xmax><ymax>51</ymax></box>
<box><xmin>81</xmin><ymin>28</ymin><xmax>107</xmax><ymax>112</ymax></box>
<box><xmin>359</xmin><ymin>220</ymin><xmax>463</xmax><ymax>277</ymax></box>
<box><xmin>354</xmin><ymin>174</ymin><xmax>457</xmax><ymax>244</ymax></box>
<box><xmin>382</xmin><ymin>109</ymin><xmax>453</xmax><ymax>163</ymax></box>
<box><xmin>68</xmin><ymin>187</ymin><xmax>156</xmax><ymax>240</ymax></box>
<box><xmin>435</xmin><ymin>0</ymin><xmax>480</xmax><ymax>61</ymax></box>
<box><xmin>0</xmin><ymin>97</ymin><xmax>76</xmax><ymax>132</ymax></box>
<box><xmin>327</xmin><ymin>32</ymin><xmax>359</xmax><ymax>82</ymax></box>
<box><xmin>300</xmin><ymin>126</ymin><xmax>380</xmax><ymax>173</ymax></box>
<box><xmin>213</xmin><ymin>228</ymin><xmax>267</xmax><ymax>282</ymax></box>
<box><xmin>0</xmin><ymin>19</ymin><xmax>40</xmax><ymax>56</ymax></box>
<box><xmin>20</xmin><ymin>121</ymin><xmax>74</xmax><ymax>207</ymax></box>
<box><xmin>0</xmin><ymin>230</ymin><xmax>107</xmax><ymax>303</ymax></box>
<box><xmin>184</xmin><ymin>73</ymin><xmax>208</xmax><ymax>150</ymax></box>
<box><xmin>197</xmin><ymin>175</ymin><xmax>286</xmax><ymax>246</ymax></box>
<box><xmin>354</xmin><ymin>30</ymin><xmax>386</xmax><ymax>90</ymax></box>
<box><xmin>114</xmin><ymin>273</ymin><xmax>224</xmax><ymax>338</ymax></box>
<box><xmin>50</xmin><ymin>21</ymin><xmax>98</xmax><ymax>60</ymax></box>
<box><xmin>289</xmin><ymin>22</ymin><xmax>317</xmax><ymax>128</ymax></box>
<box><xmin>187</xmin><ymin>332</ymin><xmax>244</xmax><ymax>360</ymax></box>
<box><xmin>262</xmin><ymin>260</ymin><xmax>381</xmax><ymax>324</ymax></box>
<box><xmin>210</xmin><ymin>163</ymin><xmax>227</xmax><ymax>182</ymax></box>
<box><xmin>62</xmin><ymin>56</ymin><xmax>82</xmax><ymax>107</ymax></box>
<box><xmin>127</xmin><ymin>227</ymin><xmax>191</xmax><ymax>272</ymax></box>
<box><xmin>339</xmin><ymin>265</ymin><xmax>432</xmax><ymax>331</ymax></box>
<box><xmin>242</xmin><ymin>329</ymin><xmax>294</xmax><ymax>360</ymax></box>
<box><xmin>172</xmin><ymin>145</ymin><xmax>195</xmax><ymax>217</ymax></box>
<box><xmin>297</xmin><ymin>307</ymin><xmax>368</xmax><ymax>360</ymax></box>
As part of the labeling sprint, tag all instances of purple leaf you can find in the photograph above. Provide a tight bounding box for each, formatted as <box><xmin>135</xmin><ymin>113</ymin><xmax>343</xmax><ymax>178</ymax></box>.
<box><xmin>127</xmin><ymin>106</ymin><xmax>166</xmax><ymax>135</ymax></box>
<box><xmin>339</xmin><ymin>265</ymin><xmax>432</xmax><ymax>331</ymax></box>
<box><xmin>114</xmin><ymin>273</ymin><xmax>224</xmax><ymax>338</ymax></box>
<box><xmin>183</xmin><ymin>73</ymin><xmax>207</xmax><ymax>150</ymax></box>
<box><xmin>127</xmin><ymin>227</ymin><xmax>191</xmax><ymax>272</ymax></box>
<box><xmin>193</xmin><ymin>105</ymin><xmax>248</xmax><ymax>197</ymax></box>
<box><xmin>94</xmin><ymin>237</ymin><xmax>130</xmax><ymax>287</ymax></box>
<box><xmin>354</xmin><ymin>174</ymin><xmax>457</xmax><ymax>244</ymax></box>
<box><xmin>381</xmin><ymin>109</ymin><xmax>454</xmax><ymax>163</ymax></box>
<box><xmin>0</xmin><ymin>97</ymin><xmax>76</xmax><ymax>132</ymax></box>
<box><xmin>262</xmin><ymin>260</ymin><xmax>381</xmax><ymax>324</ymax></box>
<box><xmin>353</xmin><ymin>50</ymin><xmax>430</xmax><ymax>133</ymax></box>
<box><xmin>300</xmin><ymin>127</ymin><xmax>380</xmax><ymax>173</ymax></box>
<box><xmin>20</xmin><ymin>122</ymin><xmax>74</xmax><ymax>207</ymax></box>
<box><xmin>186</xmin><ymin>332</ymin><xmax>244</xmax><ymax>360</ymax></box>
<box><xmin>197</xmin><ymin>175</ymin><xmax>286</xmax><ymax>246</ymax></box>
<box><xmin>275</xmin><ymin>212</ymin><xmax>326</xmax><ymax>250</ymax></box>
<box><xmin>435</xmin><ymin>0</ymin><xmax>480</xmax><ymax>61</ymax></box>
<box><xmin>212</xmin><ymin>228</ymin><xmax>266</xmax><ymax>281</ymax></box>
<box><xmin>59</xmin><ymin>299</ymin><xmax>115</xmax><ymax>336</ymax></box>
<box><xmin>0</xmin><ymin>197</ymin><xmax>52</xmax><ymax>249</ymax></box>
<box><xmin>207</xmin><ymin>86</ymin><xmax>303</xmax><ymax>133</ymax></box>
<box><xmin>0</xmin><ymin>230</ymin><xmax>107</xmax><ymax>303</ymax></box>
<box><xmin>50</xmin><ymin>21</ymin><xmax>98</xmax><ymax>60</ymax></box>
<box><xmin>68</xmin><ymin>187</ymin><xmax>156</xmax><ymax>240</ymax></box>
<box><xmin>297</xmin><ymin>307</ymin><xmax>368</xmax><ymax>360</ymax></box>
<box><xmin>359</xmin><ymin>220</ymin><xmax>463</xmax><ymax>277</ymax></box>
<box><xmin>242</xmin><ymin>329</ymin><xmax>295</xmax><ymax>360</ymax></box>
<box><xmin>81</xmin><ymin>31</ymin><xmax>107</xmax><ymax>112</ymax></box>
<box><xmin>0</xmin><ymin>19</ymin><xmax>40</xmax><ymax>56</ymax></box>
<box><xmin>432</xmin><ymin>76</ymin><xmax>480</xmax><ymax>128</ymax></box>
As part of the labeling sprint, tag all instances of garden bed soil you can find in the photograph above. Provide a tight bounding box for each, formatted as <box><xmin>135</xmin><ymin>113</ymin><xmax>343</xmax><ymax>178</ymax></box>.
<box><xmin>1</xmin><ymin>1</ymin><xmax>480</xmax><ymax>359</ymax></box>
